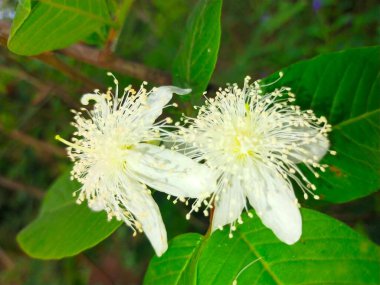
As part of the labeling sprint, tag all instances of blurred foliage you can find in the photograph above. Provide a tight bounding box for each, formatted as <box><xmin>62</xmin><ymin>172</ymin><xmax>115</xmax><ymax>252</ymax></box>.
<box><xmin>0</xmin><ymin>0</ymin><xmax>379</xmax><ymax>284</ymax></box>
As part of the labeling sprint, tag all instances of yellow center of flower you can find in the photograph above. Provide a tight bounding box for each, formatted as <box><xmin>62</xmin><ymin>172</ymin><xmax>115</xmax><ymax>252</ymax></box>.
<box><xmin>223</xmin><ymin>115</ymin><xmax>261</xmax><ymax>161</ymax></box>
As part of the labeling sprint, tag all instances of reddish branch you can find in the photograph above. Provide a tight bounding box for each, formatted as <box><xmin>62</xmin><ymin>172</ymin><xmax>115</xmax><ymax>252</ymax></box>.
<box><xmin>0</xmin><ymin>123</ymin><xmax>66</xmax><ymax>158</ymax></box>
<box><xmin>0</xmin><ymin>21</ymin><xmax>9</xmax><ymax>46</ymax></box>
<box><xmin>0</xmin><ymin>246</ymin><xmax>15</xmax><ymax>270</ymax></box>
<box><xmin>0</xmin><ymin>63</ymin><xmax>80</xmax><ymax>108</ymax></box>
<box><xmin>60</xmin><ymin>44</ymin><xmax>172</xmax><ymax>85</ymax></box>
<box><xmin>0</xmin><ymin>20</ymin><xmax>172</xmax><ymax>85</ymax></box>
<box><xmin>35</xmin><ymin>52</ymin><xmax>103</xmax><ymax>91</ymax></box>
<box><xmin>0</xmin><ymin>175</ymin><xmax>44</xmax><ymax>199</ymax></box>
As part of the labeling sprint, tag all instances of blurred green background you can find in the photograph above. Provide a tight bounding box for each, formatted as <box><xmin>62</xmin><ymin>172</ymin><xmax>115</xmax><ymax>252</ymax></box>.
<box><xmin>0</xmin><ymin>0</ymin><xmax>379</xmax><ymax>284</ymax></box>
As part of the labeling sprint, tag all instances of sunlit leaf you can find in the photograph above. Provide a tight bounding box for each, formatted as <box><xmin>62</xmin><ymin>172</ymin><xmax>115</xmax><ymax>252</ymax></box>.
<box><xmin>8</xmin><ymin>0</ymin><xmax>111</xmax><ymax>55</ymax></box>
<box><xmin>145</xmin><ymin>209</ymin><xmax>380</xmax><ymax>285</ymax></box>
<box><xmin>17</xmin><ymin>171</ymin><xmax>122</xmax><ymax>259</ymax></box>
<box><xmin>144</xmin><ymin>233</ymin><xmax>202</xmax><ymax>285</ymax></box>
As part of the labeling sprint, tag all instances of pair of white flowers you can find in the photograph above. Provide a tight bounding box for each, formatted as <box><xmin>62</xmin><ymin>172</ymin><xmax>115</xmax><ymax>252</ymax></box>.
<box><xmin>56</xmin><ymin>73</ymin><xmax>333</xmax><ymax>257</ymax></box>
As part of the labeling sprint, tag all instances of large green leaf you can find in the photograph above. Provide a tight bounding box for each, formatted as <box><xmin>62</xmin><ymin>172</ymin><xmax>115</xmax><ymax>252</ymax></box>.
<box><xmin>264</xmin><ymin>47</ymin><xmax>380</xmax><ymax>203</ymax></box>
<box><xmin>17</xmin><ymin>171</ymin><xmax>122</xmax><ymax>259</ymax></box>
<box><xmin>8</xmin><ymin>0</ymin><xmax>111</xmax><ymax>56</ymax></box>
<box><xmin>144</xmin><ymin>209</ymin><xmax>380</xmax><ymax>285</ymax></box>
<box><xmin>144</xmin><ymin>233</ymin><xmax>203</xmax><ymax>285</ymax></box>
<box><xmin>172</xmin><ymin>0</ymin><xmax>222</xmax><ymax>106</ymax></box>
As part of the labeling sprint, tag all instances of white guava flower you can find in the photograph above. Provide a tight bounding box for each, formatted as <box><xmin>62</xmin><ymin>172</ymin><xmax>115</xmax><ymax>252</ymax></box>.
<box><xmin>56</xmin><ymin>73</ymin><xmax>214</xmax><ymax>256</ymax></box>
<box><xmin>175</xmin><ymin>74</ymin><xmax>335</xmax><ymax>244</ymax></box>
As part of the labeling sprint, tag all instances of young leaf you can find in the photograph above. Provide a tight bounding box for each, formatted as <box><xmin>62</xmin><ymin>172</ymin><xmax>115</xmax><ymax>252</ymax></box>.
<box><xmin>8</xmin><ymin>0</ymin><xmax>111</xmax><ymax>56</ymax></box>
<box><xmin>144</xmin><ymin>209</ymin><xmax>380</xmax><ymax>285</ymax></box>
<box><xmin>17</xmin><ymin>171</ymin><xmax>122</xmax><ymax>259</ymax></box>
<box><xmin>264</xmin><ymin>47</ymin><xmax>380</xmax><ymax>203</ymax></box>
<box><xmin>172</xmin><ymin>0</ymin><xmax>222</xmax><ymax>105</ymax></box>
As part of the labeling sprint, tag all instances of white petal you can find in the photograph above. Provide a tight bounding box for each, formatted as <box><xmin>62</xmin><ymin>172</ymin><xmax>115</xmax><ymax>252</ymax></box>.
<box><xmin>145</xmin><ymin>86</ymin><xmax>191</xmax><ymax>122</ymax></box>
<box><xmin>305</xmin><ymin>134</ymin><xmax>329</xmax><ymax>161</ymax></box>
<box><xmin>163</xmin><ymin>139</ymin><xmax>197</xmax><ymax>156</ymax></box>
<box><xmin>245</xmin><ymin>166</ymin><xmax>301</xmax><ymax>244</ymax></box>
<box><xmin>122</xmin><ymin>178</ymin><xmax>168</xmax><ymax>256</ymax></box>
<box><xmin>211</xmin><ymin>176</ymin><xmax>246</xmax><ymax>231</ymax></box>
<box><xmin>88</xmin><ymin>198</ymin><xmax>105</xmax><ymax>212</ymax></box>
<box><xmin>127</xmin><ymin>144</ymin><xmax>216</xmax><ymax>198</ymax></box>
<box><xmin>289</xmin><ymin>129</ymin><xmax>330</xmax><ymax>163</ymax></box>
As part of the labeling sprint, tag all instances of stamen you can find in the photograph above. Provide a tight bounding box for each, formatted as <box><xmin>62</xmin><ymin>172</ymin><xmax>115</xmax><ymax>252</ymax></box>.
<box><xmin>55</xmin><ymin>135</ymin><xmax>89</xmax><ymax>152</ymax></box>
<box><xmin>172</xmin><ymin>74</ymin><xmax>332</xmax><ymax>238</ymax></box>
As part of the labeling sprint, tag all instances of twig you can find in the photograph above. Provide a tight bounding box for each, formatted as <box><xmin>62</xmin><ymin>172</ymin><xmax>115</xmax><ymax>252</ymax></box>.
<box><xmin>0</xmin><ymin>175</ymin><xmax>44</xmax><ymax>199</ymax></box>
<box><xmin>35</xmin><ymin>52</ymin><xmax>103</xmax><ymax>91</ymax></box>
<box><xmin>79</xmin><ymin>254</ymin><xmax>115</xmax><ymax>285</ymax></box>
<box><xmin>0</xmin><ymin>20</ymin><xmax>8</xmax><ymax>46</ymax></box>
<box><xmin>0</xmin><ymin>63</ymin><xmax>80</xmax><ymax>108</ymax></box>
<box><xmin>0</xmin><ymin>20</ymin><xmax>102</xmax><ymax>91</ymax></box>
<box><xmin>0</xmin><ymin>19</ymin><xmax>172</xmax><ymax>85</ymax></box>
<box><xmin>0</xmin><ymin>123</ymin><xmax>66</xmax><ymax>158</ymax></box>
<box><xmin>101</xmin><ymin>0</ymin><xmax>135</xmax><ymax>55</ymax></box>
<box><xmin>0</xmin><ymin>246</ymin><xmax>15</xmax><ymax>270</ymax></box>
<box><xmin>61</xmin><ymin>44</ymin><xmax>172</xmax><ymax>85</ymax></box>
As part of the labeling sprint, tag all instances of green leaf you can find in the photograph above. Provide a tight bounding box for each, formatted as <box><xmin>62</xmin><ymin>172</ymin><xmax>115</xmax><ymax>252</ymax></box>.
<box><xmin>172</xmin><ymin>0</ymin><xmax>222</xmax><ymax>106</ymax></box>
<box><xmin>264</xmin><ymin>46</ymin><xmax>380</xmax><ymax>203</ymax></box>
<box><xmin>8</xmin><ymin>0</ymin><xmax>111</xmax><ymax>56</ymax></box>
<box><xmin>40</xmin><ymin>170</ymin><xmax>80</xmax><ymax>214</ymax></box>
<box><xmin>144</xmin><ymin>209</ymin><xmax>380</xmax><ymax>285</ymax></box>
<box><xmin>144</xmin><ymin>233</ymin><xmax>203</xmax><ymax>285</ymax></box>
<box><xmin>17</xmin><ymin>171</ymin><xmax>122</xmax><ymax>259</ymax></box>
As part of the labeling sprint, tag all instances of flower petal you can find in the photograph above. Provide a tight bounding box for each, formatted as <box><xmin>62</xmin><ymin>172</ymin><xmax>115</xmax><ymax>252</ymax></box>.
<box><xmin>127</xmin><ymin>144</ymin><xmax>216</xmax><ymax>198</ymax></box>
<box><xmin>288</xmin><ymin>129</ymin><xmax>330</xmax><ymax>163</ymax></box>
<box><xmin>145</xmin><ymin>86</ymin><xmax>191</xmax><ymax>122</ymax></box>
<box><xmin>88</xmin><ymin>197</ymin><xmax>105</xmax><ymax>212</ymax></box>
<box><xmin>122</xmin><ymin>178</ymin><xmax>168</xmax><ymax>256</ymax></box>
<box><xmin>245</xmin><ymin>166</ymin><xmax>301</xmax><ymax>244</ymax></box>
<box><xmin>211</xmin><ymin>176</ymin><xmax>246</xmax><ymax>231</ymax></box>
